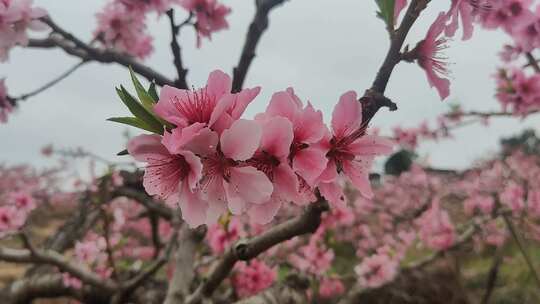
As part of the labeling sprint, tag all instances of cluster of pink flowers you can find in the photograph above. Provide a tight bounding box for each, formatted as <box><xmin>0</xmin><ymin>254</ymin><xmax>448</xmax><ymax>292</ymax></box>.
<box><xmin>0</xmin><ymin>0</ymin><xmax>47</xmax><ymax>62</ymax></box>
<box><xmin>94</xmin><ymin>1</ymin><xmax>154</xmax><ymax>59</ymax></box>
<box><xmin>179</xmin><ymin>0</ymin><xmax>231</xmax><ymax>47</ymax></box>
<box><xmin>128</xmin><ymin>70</ymin><xmax>393</xmax><ymax>227</ymax></box>
<box><xmin>94</xmin><ymin>0</ymin><xmax>230</xmax><ymax>58</ymax></box>
<box><xmin>0</xmin><ymin>78</ymin><xmax>13</xmax><ymax>123</ymax></box>
<box><xmin>495</xmin><ymin>68</ymin><xmax>540</xmax><ymax>114</ymax></box>
<box><xmin>231</xmin><ymin>260</ymin><xmax>277</xmax><ymax>298</ymax></box>
<box><xmin>0</xmin><ymin>164</ymin><xmax>62</xmax><ymax>238</ymax></box>
<box><xmin>355</xmin><ymin>253</ymin><xmax>398</xmax><ymax>289</ymax></box>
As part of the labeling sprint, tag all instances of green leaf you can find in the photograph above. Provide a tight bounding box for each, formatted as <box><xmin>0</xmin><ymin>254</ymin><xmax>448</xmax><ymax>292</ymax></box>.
<box><xmin>375</xmin><ymin>0</ymin><xmax>395</xmax><ymax>30</ymax></box>
<box><xmin>129</xmin><ymin>67</ymin><xmax>156</xmax><ymax>110</ymax></box>
<box><xmin>107</xmin><ymin>116</ymin><xmax>161</xmax><ymax>134</ymax></box>
<box><xmin>148</xmin><ymin>82</ymin><xmax>159</xmax><ymax>102</ymax></box>
<box><xmin>115</xmin><ymin>86</ymin><xmax>164</xmax><ymax>134</ymax></box>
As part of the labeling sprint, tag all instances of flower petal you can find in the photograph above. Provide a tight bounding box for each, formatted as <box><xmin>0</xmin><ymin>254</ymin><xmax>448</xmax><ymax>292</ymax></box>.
<box><xmin>332</xmin><ymin>91</ymin><xmax>362</xmax><ymax>138</ymax></box>
<box><xmin>220</xmin><ymin>119</ymin><xmax>261</xmax><ymax>161</ymax></box>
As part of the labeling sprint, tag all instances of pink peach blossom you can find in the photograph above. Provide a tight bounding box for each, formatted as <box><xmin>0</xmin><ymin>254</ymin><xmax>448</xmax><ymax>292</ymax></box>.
<box><xmin>416</xmin><ymin>12</ymin><xmax>451</xmax><ymax>100</ymax></box>
<box><xmin>154</xmin><ymin>70</ymin><xmax>260</xmax><ymax>134</ymax></box>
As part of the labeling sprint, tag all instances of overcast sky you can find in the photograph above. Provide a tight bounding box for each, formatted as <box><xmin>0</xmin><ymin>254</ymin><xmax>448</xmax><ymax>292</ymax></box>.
<box><xmin>1</xmin><ymin>0</ymin><xmax>539</xmax><ymax>174</ymax></box>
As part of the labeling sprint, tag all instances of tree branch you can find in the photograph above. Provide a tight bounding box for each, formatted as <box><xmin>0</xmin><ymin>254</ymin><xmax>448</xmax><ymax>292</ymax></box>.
<box><xmin>13</xmin><ymin>60</ymin><xmax>87</xmax><ymax>103</ymax></box>
<box><xmin>0</xmin><ymin>246</ymin><xmax>117</xmax><ymax>292</ymax></box>
<box><xmin>231</xmin><ymin>0</ymin><xmax>287</xmax><ymax>93</ymax></box>
<box><xmin>166</xmin><ymin>9</ymin><xmax>190</xmax><ymax>89</ymax></box>
<box><xmin>185</xmin><ymin>199</ymin><xmax>328</xmax><ymax>304</ymax></box>
<box><xmin>27</xmin><ymin>16</ymin><xmax>175</xmax><ymax>87</ymax></box>
<box><xmin>361</xmin><ymin>0</ymin><xmax>430</xmax><ymax>123</ymax></box>
<box><xmin>525</xmin><ymin>52</ymin><xmax>540</xmax><ymax>73</ymax></box>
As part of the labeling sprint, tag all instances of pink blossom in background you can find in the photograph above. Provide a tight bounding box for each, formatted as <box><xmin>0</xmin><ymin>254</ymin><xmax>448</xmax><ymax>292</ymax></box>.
<box><xmin>528</xmin><ymin>190</ymin><xmax>540</xmax><ymax>218</ymax></box>
<box><xmin>94</xmin><ymin>2</ymin><xmax>153</xmax><ymax>59</ymax></box>
<box><xmin>463</xmin><ymin>195</ymin><xmax>494</xmax><ymax>216</ymax></box>
<box><xmin>478</xmin><ymin>0</ymin><xmax>534</xmax><ymax>33</ymax></box>
<box><xmin>319</xmin><ymin>277</ymin><xmax>345</xmax><ymax>299</ymax></box>
<box><xmin>0</xmin><ymin>0</ymin><xmax>47</xmax><ymax>61</ymax></box>
<box><xmin>418</xmin><ymin>199</ymin><xmax>456</xmax><ymax>250</ymax></box>
<box><xmin>355</xmin><ymin>253</ymin><xmax>398</xmax><ymax>289</ymax></box>
<box><xmin>62</xmin><ymin>273</ymin><xmax>82</xmax><ymax>289</ymax></box>
<box><xmin>445</xmin><ymin>0</ymin><xmax>481</xmax><ymax>40</ymax></box>
<box><xmin>207</xmin><ymin>218</ymin><xmax>245</xmax><ymax>254</ymax></box>
<box><xmin>499</xmin><ymin>181</ymin><xmax>525</xmax><ymax>214</ymax></box>
<box><xmin>416</xmin><ymin>12</ymin><xmax>451</xmax><ymax>100</ymax></box>
<box><xmin>179</xmin><ymin>0</ymin><xmax>231</xmax><ymax>47</ymax></box>
<box><xmin>0</xmin><ymin>205</ymin><xmax>26</xmax><ymax>237</ymax></box>
<box><xmin>0</xmin><ymin>78</ymin><xmax>13</xmax><ymax>123</ymax></box>
<box><xmin>9</xmin><ymin>191</ymin><xmax>35</xmax><ymax>212</ymax></box>
<box><xmin>231</xmin><ymin>260</ymin><xmax>276</xmax><ymax>298</ymax></box>
<box><xmin>289</xmin><ymin>241</ymin><xmax>334</xmax><ymax>275</ymax></box>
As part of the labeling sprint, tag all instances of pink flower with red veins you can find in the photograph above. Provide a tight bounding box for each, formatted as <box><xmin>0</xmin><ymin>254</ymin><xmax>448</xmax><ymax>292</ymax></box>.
<box><xmin>154</xmin><ymin>70</ymin><xmax>260</xmax><ymax>134</ymax></box>
<box><xmin>179</xmin><ymin>0</ymin><xmax>231</xmax><ymax>46</ymax></box>
<box><xmin>0</xmin><ymin>78</ymin><xmax>13</xmax><ymax>123</ymax></box>
<box><xmin>127</xmin><ymin>134</ymin><xmax>204</xmax><ymax>227</ymax></box>
<box><xmin>355</xmin><ymin>253</ymin><xmax>398</xmax><ymax>288</ymax></box>
<box><xmin>247</xmin><ymin>116</ymin><xmax>299</xmax><ymax>224</ymax></box>
<box><xmin>194</xmin><ymin>119</ymin><xmax>274</xmax><ymax>224</ymax></box>
<box><xmin>258</xmin><ymin>88</ymin><xmax>328</xmax><ymax>188</ymax></box>
<box><xmin>232</xmin><ymin>260</ymin><xmax>276</xmax><ymax>298</ymax></box>
<box><xmin>418</xmin><ymin>199</ymin><xmax>456</xmax><ymax>250</ymax></box>
<box><xmin>415</xmin><ymin>12</ymin><xmax>451</xmax><ymax>100</ymax></box>
<box><xmin>319</xmin><ymin>91</ymin><xmax>393</xmax><ymax>203</ymax></box>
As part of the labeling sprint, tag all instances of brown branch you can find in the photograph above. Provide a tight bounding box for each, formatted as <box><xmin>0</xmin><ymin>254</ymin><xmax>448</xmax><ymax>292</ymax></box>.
<box><xmin>3</xmin><ymin>273</ymin><xmax>84</xmax><ymax>304</ymax></box>
<box><xmin>0</xmin><ymin>246</ymin><xmax>117</xmax><ymax>292</ymax></box>
<box><xmin>480</xmin><ymin>247</ymin><xmax>503</xmax><ymax>304</ymax></box>
<box><xmin>185</xmin><ymin>199</ymin><xmax>328</xmax><ymax>304</ymax></box>
<box><xmin>101</xmin><ymin>207</ymin><xmax>120</xmax><ymax>281</ymax></box>
<box><xmin>166</xmin><ymin>9</ymin><xmax>190</xmax><ymax>89</ymax></box>
<box><xmin>113</xmin><ymin>186</ymin><xmax>173</xmax><ymax>220</ymax></box>
<box><xmin>361</xmin><ymin>0</ymin><xmax>430</xmax><ymax>123</ymax></box>
<box><xmin>27</xmin><ymin>16</ymin><xmax>175</xmax><ymax>87</ymax></box>
<box><xmin>231</xmin><ymin>0</ymin><xmax>287</xmax><ymax>93</ymax></box>
<box><xmin>164</xmin><ymin>225</ymin><xmax>207</xmax><ymax>304</ymax></box>
<box><xmin>525</xmin><ymin>52</ymin><xmax>540</xmax><ymax>73</ymax></box>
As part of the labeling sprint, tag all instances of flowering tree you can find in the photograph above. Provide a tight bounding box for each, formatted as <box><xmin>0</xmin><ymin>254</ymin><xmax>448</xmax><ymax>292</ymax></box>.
<box><xmin>1</xmin><ymin>0</ymin><xmax>540</xmax><ymax>303</ymax></box>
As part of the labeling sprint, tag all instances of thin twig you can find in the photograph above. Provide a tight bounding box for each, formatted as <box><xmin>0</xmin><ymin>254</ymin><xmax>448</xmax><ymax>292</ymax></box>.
<box><xmin>525</xmin><ymin>52</ymin><xmax>540</xmax><ymax>73</ymax></box>
<box><xmin>166</xmin><ymin>9</ymin><xmax>190</xmax><ymax>89</ymax></box>
<box><xmin>231</xmin><ymin>0</ymin><xmax>287</xmax><ymax>93</ymax></box>
<box><xmin>14</xmin><ymin>61</ymin><xmax>87</xmax><ymax>102</ymax></box>
<box><xmin>480</xmin><ymin>247</ymin><xmax>504</xmax><ymax>304</ymax></box>
<box><xmin>28</xmin><ymin>16</ymin><xmax>175</xmax><ymax>86</ymax></box>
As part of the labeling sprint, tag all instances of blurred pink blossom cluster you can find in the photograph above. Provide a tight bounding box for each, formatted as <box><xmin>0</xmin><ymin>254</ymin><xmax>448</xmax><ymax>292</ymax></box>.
<box><xmin>0</xmin><ymin>164</ymin><xmax>64</xmax><ymax>238</ymax></box>
<box><xmin>0</xmin><ymin>0</ymin><xmax>47</xmax><ymax>61</ymax></box>
<box><xmin>94</xmin><ymin>0</ymin><xmax>230</xmax><ymax>58</ymax></box>
<box><xmin>231</xmin><ymin>260</ymin><xmax>277</xmax><ymax>298</ymax></box>
<box><xmin>495</xmin><ymin>68</ymin><xmax>540</xmax><ymax>115</ymax></box>
<box><xmin>128</xmin><ymin>69</ymin><xmax>393</xmax><ymax>228</ymax></box>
